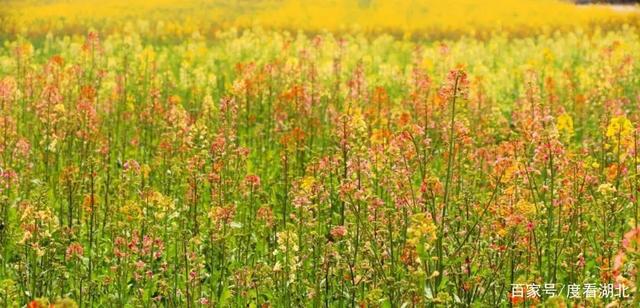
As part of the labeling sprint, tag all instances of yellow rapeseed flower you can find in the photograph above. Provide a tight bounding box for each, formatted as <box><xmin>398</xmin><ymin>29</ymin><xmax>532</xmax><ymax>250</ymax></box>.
<box><xmin>606</xmin><ymin>116</ymin><xmax>634</xmax><ymax>159</ymax></box>
<box><xmin>556</xmin><ymin>113</ymin><xmax>574</xmax><ymax>138</ymax></box>
<box><xmin>407</xmin><ymin>213</ymin><xmax>437</xmax><ymax>249</ymax></box>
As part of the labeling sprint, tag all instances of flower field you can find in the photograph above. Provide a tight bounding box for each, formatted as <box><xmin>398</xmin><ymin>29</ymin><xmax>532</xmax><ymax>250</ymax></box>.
<box><xmin>1</xmin><ymin>0</ymin><xmax>640</xmax><ymax>307</ymax></box>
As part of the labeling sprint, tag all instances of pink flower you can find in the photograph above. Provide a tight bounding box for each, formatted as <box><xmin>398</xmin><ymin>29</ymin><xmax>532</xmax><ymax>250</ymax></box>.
<box><xmin>330</xmin><ymin>225</ymin><xmax>347</xmax><ymax>239</ymax></box>
<box><xmin>135</xmin><ymin>260</ymin><xmax>146</xmax><ymax>270</ymax></box>
<box><xmin>245</xmin><ymin>174</ymin><xmax>261</xmax><ymax>188</ymax></box>
<box><xmin>65</xmin><ymin>242</ymin><xmax>84</xmax><ymax>260</ymax></box>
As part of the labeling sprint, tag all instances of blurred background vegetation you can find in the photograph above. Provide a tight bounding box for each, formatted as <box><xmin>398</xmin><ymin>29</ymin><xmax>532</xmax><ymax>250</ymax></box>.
<box><xmin>0</xmin><ymin>0</ymin><xmax>638</xmax><ymax>40</ymax></box>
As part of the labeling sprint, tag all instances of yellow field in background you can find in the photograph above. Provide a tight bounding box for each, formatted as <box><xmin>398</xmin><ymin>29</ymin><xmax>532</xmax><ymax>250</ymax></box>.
<box><xmin>2</xmin><ymin>0</ymin><xmax>639</xmax><ymax>38</ymax></box>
